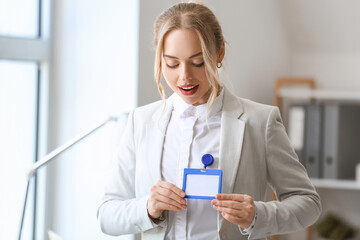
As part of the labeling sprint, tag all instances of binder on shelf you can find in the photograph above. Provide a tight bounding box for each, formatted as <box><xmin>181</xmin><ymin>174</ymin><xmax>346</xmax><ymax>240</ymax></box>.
<box><xmin>287</xmin><ymin>104</ymin><xmax>307</xmax><ymax>167</ymax></box>
<box><xmin>288</xmin><ymin>103</ymin><xmax>323</xmax><ymax>178</ymax></box>
<box><xmin>304</xmin><ymin>104</ymin><xmax>323</xmax><ymax>178</ymax></box>
<box><xmin>322</xmin><ymin>104</ymin><xmax>360</xmax><ymax>180</ymax></box>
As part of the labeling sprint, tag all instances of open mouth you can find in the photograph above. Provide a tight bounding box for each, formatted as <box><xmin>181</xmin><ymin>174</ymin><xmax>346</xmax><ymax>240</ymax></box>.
<box><xmin>180</xmin><ymin>85</ymin><xmax>197</xmax><ymax>91</ymax></box>
<box><xmin>178</xmin><ymin>85</ymin><xmax>199</xmax><ymax>95</ymax></box>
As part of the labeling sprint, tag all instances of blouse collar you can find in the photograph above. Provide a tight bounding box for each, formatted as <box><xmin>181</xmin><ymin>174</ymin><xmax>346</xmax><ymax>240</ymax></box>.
<box><xmin>173</xmin><ymin>88</ymin><xmax>224</xmax><ymax>120</ymax></box>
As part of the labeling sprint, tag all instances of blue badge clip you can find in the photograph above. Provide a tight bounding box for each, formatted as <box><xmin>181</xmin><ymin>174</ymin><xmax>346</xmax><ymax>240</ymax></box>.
<box><xmin>201</xmin><ymin>154</ymin><xmax>214</xmax><ymax>169</ymax></box>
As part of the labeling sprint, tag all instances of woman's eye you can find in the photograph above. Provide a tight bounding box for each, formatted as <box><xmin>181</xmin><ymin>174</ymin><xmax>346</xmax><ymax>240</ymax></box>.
<box><xmin>166</xmin><ymin>63</ymin><xmax>179</xmax><ymax>69</ymax></box>
<box><xmin>193</xmin><ymin>62</ymin><xmax>204</xmax><ymax>67</ymax></box>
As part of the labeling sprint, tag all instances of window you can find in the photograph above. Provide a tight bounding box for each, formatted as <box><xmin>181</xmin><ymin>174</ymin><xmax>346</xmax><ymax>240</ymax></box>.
<box><xmin>0</xmin><ymin>60</ymin><xmax>39</xmax><ymax>239</ymax></box>
<box><xmin>0</xmin><ymin>0</ymin><xmax>39</xmax><ymax>38</ymax></box>
<box><xmin>0</xmin><ymin>0</ymin><xmax>50</xmax><ymax>239</ymax></box>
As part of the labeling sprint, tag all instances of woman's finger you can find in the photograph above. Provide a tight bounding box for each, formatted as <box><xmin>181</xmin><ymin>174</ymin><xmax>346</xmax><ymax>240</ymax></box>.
<box><xmin>221</xmin><ymin>211</ymin><xmax>245</xmax><ymax>226</ymax></box>
<box><xmin>212</xmin><ymin>199</ymin><xmax>254</xmax><ymax>218</ymax></box>
<box><xmin>152</xmin><ymin>192</ymin><xmax>187</xmax><ymax>210</ymax></box>
<box><xmin>212</xmin><ymin>199</ymin><xmax>248</xmax><ymax>211</ymax></box>
<box><xmin>215</xmin><ymin>193</ymin><xmax>253</xmax><ymax>203</ymax></box>
<box><xmin>147</xmin><ymin>181</ymin><xmax>187</xmax><ymax>218</ymax></box>
<box><xmin>213</xmin><ymin>204</ymin><xmax>243</xmax><ymax>216</ymax></box>
<box><xmin>152</xmin><ymin>200</ymin><xmax>184</xmax><ymax>212</ymax></box>
<box><xmin>154</xmin><ymin>181</ymin><xmax>186</xmax><ymax>205</ymax></box>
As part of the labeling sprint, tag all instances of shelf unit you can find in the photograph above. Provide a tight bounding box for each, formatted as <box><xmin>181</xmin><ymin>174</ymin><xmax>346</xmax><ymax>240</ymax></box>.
<box><xmin>275</xmin><ymin>77</ymin><xmax>360</xmax><ymax>240</ymax></box>
<box><xmin>311</xmin><ymin>178</ymin><xmax>360</xmax><ymax>191</ymax></box>
<box><xmin>279</xmin><ymin>88</ymin><xmax>360</xmax><ymax>102</ymax></box>
<box><xmin>281</xmin><ymin>88</ymin><xmax>360</xmax><ymax>192</ymax></box>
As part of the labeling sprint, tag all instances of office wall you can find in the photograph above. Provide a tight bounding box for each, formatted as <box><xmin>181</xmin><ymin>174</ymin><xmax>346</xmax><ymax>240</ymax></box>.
<box><xmin>280</xmin><ymin>0</ymin><xmax>360</xmax><ymax>91</ymax></box>
<box><xmin>137</xmin><ymin>0</ymin><xmax>290</xmax><ymax>107</ymax></box>
<box><xmin>48</xmin><ymin>0</ymin><xmax>138</xmax><ymax>239</ymax></box>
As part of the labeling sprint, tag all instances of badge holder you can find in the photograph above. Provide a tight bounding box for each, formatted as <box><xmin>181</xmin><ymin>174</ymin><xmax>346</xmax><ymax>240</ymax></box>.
<box><xmin>182</xmin><ymin>154</ymin><xmax>222</xmax><ymax>200</ymax></box>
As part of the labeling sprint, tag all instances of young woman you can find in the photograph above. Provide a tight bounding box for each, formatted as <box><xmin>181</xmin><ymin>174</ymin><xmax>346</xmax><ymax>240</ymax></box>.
<box><xmin>98</xmin><ymin>2</ymin><xmax>321</xmax><ymax>239</ymax></box>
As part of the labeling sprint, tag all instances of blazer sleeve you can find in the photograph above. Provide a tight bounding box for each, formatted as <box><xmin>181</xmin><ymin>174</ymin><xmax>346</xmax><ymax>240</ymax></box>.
<box><xmin>249</xmin><ymin>107</ymin><xmax>321</xmax><ymax>239</ymax></box>
<box><xmin>97</xmin><ymin>110</ymin><xmax>157</xmax><ymax>236</ymax></box>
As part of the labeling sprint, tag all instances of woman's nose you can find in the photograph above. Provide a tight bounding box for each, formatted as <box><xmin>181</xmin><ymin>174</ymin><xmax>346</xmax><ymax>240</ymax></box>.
<box><xmin>180</xmin><ymin>63</ymin><xmax>192</xmax><ymax>81</ymax></box>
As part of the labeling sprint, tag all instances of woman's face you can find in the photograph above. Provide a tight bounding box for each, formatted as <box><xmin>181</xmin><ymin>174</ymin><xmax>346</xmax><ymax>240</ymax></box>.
<box><xmin>161</xmin><ymin>28</ymin><xmax>210</xmax><ymax>106</ymax></box>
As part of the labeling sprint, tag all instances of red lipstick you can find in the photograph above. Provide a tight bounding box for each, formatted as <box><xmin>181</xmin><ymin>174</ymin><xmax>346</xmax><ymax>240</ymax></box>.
<box><xmin>178</xmin><ymin>85</ymin><xmax>199</xmax><ymax>95</ymax></box>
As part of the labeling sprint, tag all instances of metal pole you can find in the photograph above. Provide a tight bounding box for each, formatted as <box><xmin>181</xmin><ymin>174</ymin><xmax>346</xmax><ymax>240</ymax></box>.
<box><xmin>18</xmin><ymin>115</ymin><xmax>119</xmax><ymax>240</ymax></box>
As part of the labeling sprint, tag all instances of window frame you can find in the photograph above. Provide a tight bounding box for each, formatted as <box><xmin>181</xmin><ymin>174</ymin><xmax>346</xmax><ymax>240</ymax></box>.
<box><xmin>0</xmin><ymin>0</ymin><xmax>51</xmax><ymax>239</ymax></box>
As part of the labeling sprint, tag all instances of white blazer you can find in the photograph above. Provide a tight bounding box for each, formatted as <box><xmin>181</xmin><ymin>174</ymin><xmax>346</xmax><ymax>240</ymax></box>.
<box><xmin>98</xmin><ymin>87</ymin><xmax>321</xmax><ymax>240</ymax></box>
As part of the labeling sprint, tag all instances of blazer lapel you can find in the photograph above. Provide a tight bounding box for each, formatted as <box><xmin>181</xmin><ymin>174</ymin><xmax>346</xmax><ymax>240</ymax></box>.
<box><xmin>146</xmin><ymin>96</ymin><xmax>174</xmax><ymax>183</ymax></box>
<box><xmin>218</xmin><ymin>88</ymin><xmax>246</xmax><ymax>230</ymax></box>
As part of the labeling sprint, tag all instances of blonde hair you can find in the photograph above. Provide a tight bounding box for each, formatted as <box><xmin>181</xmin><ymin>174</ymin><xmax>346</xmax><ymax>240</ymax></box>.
<box><xmin>153</xmin><ymin>2</ymin><xmax>225</xmax><ymax>110</ymax></box>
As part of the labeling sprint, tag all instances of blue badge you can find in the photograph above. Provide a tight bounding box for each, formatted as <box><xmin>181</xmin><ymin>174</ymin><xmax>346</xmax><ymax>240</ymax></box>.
<box><xmin>182</xmin><ymin>168</ymin><xmax>222</xmax><ymax>199</ymax></box>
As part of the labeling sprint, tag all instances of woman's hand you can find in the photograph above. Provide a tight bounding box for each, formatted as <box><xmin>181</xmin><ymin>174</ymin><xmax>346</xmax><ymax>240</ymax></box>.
<box><xmin>147</xmin><ymin>180</ymin><xmax>187</xmax><ymax>219</ymax></box>
<box><xmin>211</xmin><ymin>194</ymin><xmax>255</xmax><ymax>229</ymax></box>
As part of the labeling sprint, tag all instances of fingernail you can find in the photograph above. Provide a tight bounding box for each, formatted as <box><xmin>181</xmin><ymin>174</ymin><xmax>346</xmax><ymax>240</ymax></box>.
<box><xmin>182</xmin><ymin>204</ymin><xmax>187</xmax><ymax>209</ymax></box>
<box><xmin>181</xmin><ymin>192</ymin><xmax>186</xmax><ymax>197</ymax></box>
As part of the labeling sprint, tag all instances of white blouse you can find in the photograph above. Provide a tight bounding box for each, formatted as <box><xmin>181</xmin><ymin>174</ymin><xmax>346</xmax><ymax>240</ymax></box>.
<box><xmin>161</xmin><ymin>90</ymin><xmax>224</xmax><ymax>240</ymax></box>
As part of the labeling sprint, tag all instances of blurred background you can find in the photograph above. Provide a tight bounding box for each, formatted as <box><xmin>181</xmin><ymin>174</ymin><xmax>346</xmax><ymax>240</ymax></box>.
<box><xmin>1</xmin><ymin>0</ymin><xmax>360</xmax><ymax>239</ymax></box>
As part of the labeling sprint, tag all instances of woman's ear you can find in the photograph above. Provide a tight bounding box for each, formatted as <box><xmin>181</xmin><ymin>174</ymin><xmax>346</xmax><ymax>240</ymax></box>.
<box><xmin>218</xmin><ymin>42</ymin><xmax>225</xmax><ymax>62</ymax></box>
